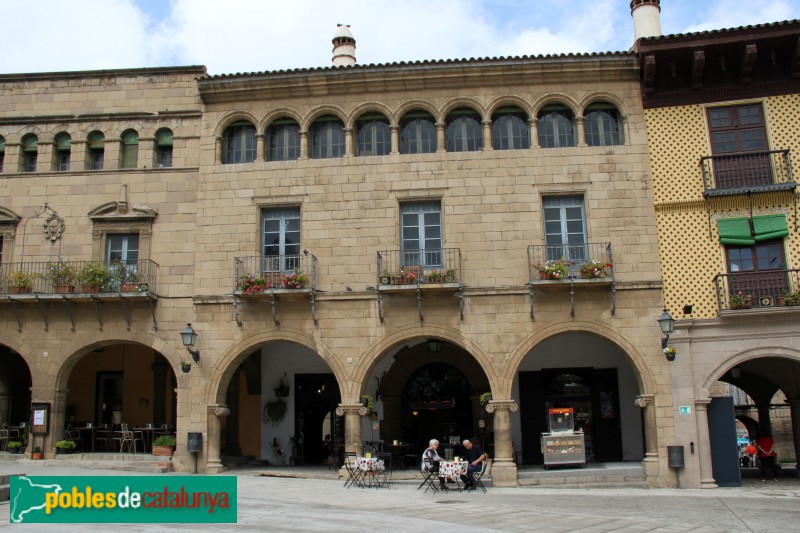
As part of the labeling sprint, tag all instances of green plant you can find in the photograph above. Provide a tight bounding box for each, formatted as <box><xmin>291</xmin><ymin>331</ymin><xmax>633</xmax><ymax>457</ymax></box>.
<box><xmin>282</xmin><ymin>268</ymin><xmax>309</xmax><ymax>289</ymax></box>
<box><xmin>55</xmin><ymin>439</ymin><xmax>77</xmax><ymax>449</ymax></box>
<box><xmin>153</xmin><ymin>435</ymin><xmax>176</xmax><ymax>447</ymax></box>
<box><xmin>479</xmin><ymin>392</ymin><xmax>493</xmax><ymax>406</ymax></box>
<box><xmin>10</xmin><ymin>271</ymin><xmax>39</xmax><ymax>289</ymax></box>
<box><xmin>237</xmin><ymin>274</ymin><xmax>267</xmax><ymax>294</ymax></box>
<box><xmin>782</xmin><ymin>289</ymin><xmax>800</xmax><ymax>306</ymax></box>
<box><xmin>49</xmin><ymin>261</ymin><xmax>77</xmax><ymax>286</ymax></box>
<box><xmin>111</xmin><ymin>261</ymin><xmax>140</xmax><ymax>284</ymax></box>
<box><xmin>663</xmin><ymin>346</ymin><xmax>677</xmax><ymax>358</ymax></box>
<box><xmin>730</xmin><ymin>291</ymin><xmax>752</xmax><ymax>309</ymax></box>
<box><xmin>264</xmin><ymin>397</ymin><xmax>287</xmax><ymax>425</ymax></box>
<box><xmin>534</xmin><ymin>258</ymin><xmax>570</xmax><ymax>280</ymax></box>
<box><xmin>7</xmin><ymin>441</ymin><xmax>23</xmax><ymax>449</ymax></box>
<box><xmin>579</xmin><ymin>259</ymin><xmax>612</xmax><ymax>279</ymax></box>
<box><xmin>33</xmin><ymin>446</ymin><xmax>41</xmax><ymax>453</ymax></box>
<box><xmin>425</xmin><ymin>269</ymin><xmax>457</xmax><ymax>283</ymax></box>
<box><xmin>77</xmin><ymin>262</ymin><xmax>112</xmax><ymax>288</ymax></box>
<box><xmin>360</xmin><ymin>394</ymin><xmax>375</xmax><ymax>411</ymax></box>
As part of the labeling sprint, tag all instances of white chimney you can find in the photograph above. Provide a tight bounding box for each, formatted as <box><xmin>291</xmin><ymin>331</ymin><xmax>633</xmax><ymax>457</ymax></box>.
<box><xmin>332</xmin><ymin>24</ymin><xmax>356</xmax><ymax>66</ymax></box>
<box><xmin>631</xmin><ymin>0</ymin><xmax>662</xmax><ymax>42</ymax></box>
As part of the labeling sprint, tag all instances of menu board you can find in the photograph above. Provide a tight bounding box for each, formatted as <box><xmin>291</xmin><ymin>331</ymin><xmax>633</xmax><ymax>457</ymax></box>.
<box><xmin>30</xmin><ymin>402</ymin><xmax>50</xmax><ymax>434</ymax></box>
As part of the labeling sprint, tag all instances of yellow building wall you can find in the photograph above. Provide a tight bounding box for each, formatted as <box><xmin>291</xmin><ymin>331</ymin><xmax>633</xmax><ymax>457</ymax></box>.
<box><xmin>646</xmin><ymin>95</ymin><xmax>800</xmax><ymax>319</ymax></box>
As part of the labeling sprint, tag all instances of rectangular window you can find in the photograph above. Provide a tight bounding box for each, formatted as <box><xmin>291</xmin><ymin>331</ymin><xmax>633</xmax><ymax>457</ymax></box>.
<box><xmin>24</xmin><ymin>152</ymin><xmax>37</xmax><ymax>172</ymax></box>
<box><xmin>262</xmin><ymin>207</ymin><xmax>301</xmax><ymax>272</ymax></box>
<box><xmin>106</xmin><ymin>234</ymin><xmax>140</xmax><ymax>266</ymax></box>
<box><xmin>156</xmin><ymin>146</ymin><xmax>173</xmax><ymax>168</ymax></box>
<box><xmin>543</xmin><ymin>196</ymin><xmax>586</xmax><ymax>266</ymax></box>
<box><xmin>57</xmin><ymin>151</ymin><xmax>70</xmax><ymax>171</ymax></box>
<box><xmin>400</xmin><ymin>202</ymin><xmax>442</xmax><ymax>267</ymax></box>
<box><xmin>726</xmin><ymin>240</ymin><xmax>788</xmax><ymax>306</ymax></box>
<box><xmin>121</xmin><ymin>144</ymin><xmax>139</xmax><ymax>169</ymax></box>
<box><xmin>707</xmin><ymin>103</ymin><xmax>770</xmax><ymax>188</ymax></box>
<box><xmin>90</xmin><ymin>149</ymin><xmax>104</xmax><ymax>170</ymax></box>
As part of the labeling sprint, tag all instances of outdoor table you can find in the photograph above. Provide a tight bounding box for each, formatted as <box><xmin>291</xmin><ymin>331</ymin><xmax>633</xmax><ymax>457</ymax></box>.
<box><xmin>439</xmin><ymin>460</ymin><xmax>468</xmax><ymax>489</ymax></box>
<box><xmin>74</xmin><ymin>426</ymin><xmax>97</xmax><ymax>452</ymax></box>
<box><xmin>355</xmin><ymin>456</ymin><xmax>386</xmax><ymax>488</ymax></box>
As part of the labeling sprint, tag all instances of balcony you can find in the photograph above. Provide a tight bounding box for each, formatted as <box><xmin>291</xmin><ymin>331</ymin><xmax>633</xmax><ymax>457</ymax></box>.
<box><xmin>527</xmin><ymin>243</ymin><xmax>615</xmax><ymax>319</ymax></box>
<box><xmin>0</xmin><ymin>259</ymin><xmax>159</xmax><ymax>331</ymax></box>
<box><xmin>700</xmin><ymin>149</ymin><xmax>795</xmax><ymax>197</ymax></box>
<box><xmin>715</xmin><ymin>269</ymin><xmax>800</xmax><ymax>311</ymax></box>
<box><xmin>376</xmin><ymin>248</ymin><xmax>462</xmax><ymax>322</ymax></box>
<box><xmin>233</xmin><ymin>254</ymin><xmax>318</xmax><ymax>326</ymax></box>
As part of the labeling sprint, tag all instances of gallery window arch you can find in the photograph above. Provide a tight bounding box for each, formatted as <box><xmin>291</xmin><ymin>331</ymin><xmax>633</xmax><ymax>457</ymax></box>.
<box><xmin>120</xmin><ymin>129</ymin><xmax>139</xmax><ymax>169</ymax></box>
<box><xmin>355</xmin><ymin>113</ymin><xmax>391</xmax><ymax>156</ymax></box>
<box><xmin>584</xmin><ymin>102</ymin><xmax>623</xmax><ymax>146</ymax></box>
<box><xmin>491</xmin><ymin>107</ymin><xmax>530</xmax><ymax>150</ymax></box>
<box><xmin>309</xmin><ymin>115</ymin><xmax>345</xmax><ymax>159</ymax></box>
<box><xmin>538</xmin><ymin>104</ymin><xmax>576</xmax><ymax>148</ymax></box>
<box><xmin>222</xmin><ymin>121</ymin><xmax>256</xmax><ymax>164</ymax></box>
<box><xmin>154</xmin><ymin>128</ymin><xmax>173</xmax><ymax>168</ymax></box>
<box><xmin>265</xmin><ymin>118</ymin><xmax>300</xmax><ymax>162</ymax></box>
<box><xmin>20</xmin><ymin>133</ymin><xmax>38</xmax><ymax>172</ymax></box>
<box><xmin>445</xmin><ymin>108</ymin><xmax>482</xmax><ymax>152</ymax></box>
<box><xmin>399</xmin><ymin>110</ymin><xmax>437</xmax><ymax>154</ymax></box>
<box><xmin>53</xmin><ymin>132</ymin><xmax>71</xmax><ymax>171</ymax></box>
<box><xmin>87</xmin><ymin>131</ymin><xmax>105</xmax><ymax>170</ymax></box>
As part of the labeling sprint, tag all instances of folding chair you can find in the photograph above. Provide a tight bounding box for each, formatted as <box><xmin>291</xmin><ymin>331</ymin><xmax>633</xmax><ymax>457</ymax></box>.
<box><xmin>343</xmin><ymin>452</ymin><xmax>364</xmax><ymax>489</ymax></box>
<box><xmin>376</xmin><ymin>452</ymin><xmax>392</xmax><ymax>488</ymax></box>
<box><xmin>416</xmin><ymin>460</ymin><xmax>440</xmax><ymax>493</ymax></box>
<box><xmin>471</xmin><ymin>459</ymin><xmax>491</xmax><ymax>493</ymax></box>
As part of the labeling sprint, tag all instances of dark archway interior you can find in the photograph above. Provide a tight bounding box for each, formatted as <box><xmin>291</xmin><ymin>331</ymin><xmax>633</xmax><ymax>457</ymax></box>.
<box><xmin>0</xmin><ymin>346</ymin><xmax>32</xmax><ymax>427</ymax></box>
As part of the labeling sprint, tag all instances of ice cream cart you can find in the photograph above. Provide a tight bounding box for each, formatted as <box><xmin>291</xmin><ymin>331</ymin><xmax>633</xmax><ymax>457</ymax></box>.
<box><xmin>541</xmin><ymin>407</ymin><xmax>586</xmax><ymax>468</ymax></box>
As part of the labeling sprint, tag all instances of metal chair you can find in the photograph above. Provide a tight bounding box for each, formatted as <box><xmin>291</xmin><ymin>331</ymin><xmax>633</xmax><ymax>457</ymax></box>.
<box><xmin>0</xmin><ymin>428</ymin><xmax>9</xmax><ymax>451</ymax></box>
<box><xmin>343</xmin><ymin>452</ymin><xmax>364</xmax><ymax>489</ymax></box>
<box><xmin>417</xmin><ymin>460</ymin><xmax>440</xmax><ymax>493</ymax></box>
<box><xmin>471</xmin><ymin>459</ymin><xmax>491</xmax><ymax>493</ymax></box>
<box><xmin>375</xmin><ymin>452</ymin><xmax>392</xmax><ymax>488</ymax></box>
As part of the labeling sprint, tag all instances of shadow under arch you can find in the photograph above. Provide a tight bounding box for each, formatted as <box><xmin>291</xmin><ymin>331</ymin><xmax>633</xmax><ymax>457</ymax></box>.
<box><xmin>507</xmin><ymin>321</ymin><xmax>654</xmax><ymax>398</ymax></box>
<box><xmin>700</xmin><ymin>346</ymin><xmax>800</xmax><ymax>393</ymax></box>
<box><xmin>53</xmin><ymin>327</ymin><xmax>186</xmax><ymax>391</ymax></box>
<box><xmin>0</xmin><ymin>330</ymin><xmax>37</xmax><ymax>376</ymax></box>
<box><xmin>206</xmin><ymin>329</ymin><xmax>346</xmax><ymax>405</ymax></box>
<box><xmin>352</xmin><ymin>324</ymin><xmax>499</xmax><ymax>398</ymax></box>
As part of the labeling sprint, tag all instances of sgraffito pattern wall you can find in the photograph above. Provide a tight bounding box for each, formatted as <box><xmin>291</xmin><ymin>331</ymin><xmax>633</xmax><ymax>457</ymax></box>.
<box><xmin>646</xmin><ymin>97</ymin><xmax>800</xmax><ymax>319</ymax></box>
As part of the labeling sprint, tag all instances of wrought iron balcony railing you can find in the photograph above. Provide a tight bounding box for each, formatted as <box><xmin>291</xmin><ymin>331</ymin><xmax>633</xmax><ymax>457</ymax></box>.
<box><xmin>700</xmin><ymin>149</ymin><xmax>794</xmax><ymax>194</ymax></box>
<box><xmin>0</xmin><ymin>259</ymin><xmax>158</xmax><ymax>295</ymax></box>
<box><xmin>233</xmin><ymin>254</ymin><xmax>317</xmax><ymax>292</ymax></box>
<box><xmin>376</xmin><ymin>248</ymin><xmax>461</xmax><ymax>286</ymax></box>
<box><xmin>527</xmin><ymin>243</ymin><xmax>613</xmax><ymax>282</ymax></box>
<box><xmin>715</xmin><ymin>269</ymin><xmax>800</xmax><ymax>311</ymax></box>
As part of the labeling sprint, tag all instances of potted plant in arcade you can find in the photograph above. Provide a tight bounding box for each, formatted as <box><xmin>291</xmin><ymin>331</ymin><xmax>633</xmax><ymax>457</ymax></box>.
<box><xmin>152</xmin><ymin>435</ymin><xmax>176</xmax><ymax>456</ymax></box>
<box><xmin>55</xmin><ymin>439</ymin><xmax>77</xmax><ymax>454</ymax></box>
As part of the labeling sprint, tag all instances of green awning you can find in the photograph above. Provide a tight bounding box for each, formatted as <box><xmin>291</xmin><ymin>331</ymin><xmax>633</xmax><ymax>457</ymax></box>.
<box><xmin>718</xmin><ymin>214</ymin><xmax>789</xmax><ymax>245</ymax></box>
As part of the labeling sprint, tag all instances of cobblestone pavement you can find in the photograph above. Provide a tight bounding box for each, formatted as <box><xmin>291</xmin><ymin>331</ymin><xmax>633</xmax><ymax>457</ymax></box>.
<box><xmin>1</xmin><ymin>463</ymin><xmax>799</xmax><ymax>532</ymax></box>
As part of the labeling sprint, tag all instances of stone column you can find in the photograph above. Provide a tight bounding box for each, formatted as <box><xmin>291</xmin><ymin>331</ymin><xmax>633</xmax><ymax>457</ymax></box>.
<box><xmin>70</xmin><ymin>140</ymin><xmax>87</xmax><ymax>171</ymax></box>
<box><xmin>344</xmin><ymin>127</ymin><xmax>354</xmax><ymax>157</ymax></box>
<box><xmin>757</xmin><ymin>402</ymin><xmax>773</xmax><ymax>436</ymax></box>
<box><xmin>481</xmin><ymin>120</ymin><xmax>493</xmax><ymax>150</ymax></box>
<box><xmin>787</xmin><ymin>397</ymin><xmax>800</xmax><ymax>473</ymax></box>
<box><xmin>486</xmin><ymin>399</ymin><xmax>518</xmax><ymax>487</ymax></box>
<box><xmin>151</xmin><ymin>357</ymin><xmax>169</xmax><ymax>426</ymax></box>
<box><xmin>104</xmin><ymin>140</ymin><xmax>120</xmax><ymax>170</ymax></box>
<box><xmin>38</xmin><ymin>142</ymin><xmax>53</xmax><ymax>171</ymax></box>
<box><xmin>529</xmin><ymin>118</ymin><xmax>540</xmax><ymax>148</ymax></box>
<box><xmin>51</xmin><ymin>388</ymin><xmax>69</xmax><ymax>453</ymax></box>
<box><xmin>621</xmin><ymin>115</ymin><xmax>630</xmax><ymax>146</ymax></box>
<box><xmin>299</xmin><ymin>131</ymin><xmax>308</xmax><ymax>160</ymax></box>
<box><xmin>206</xmin><ymin>404</ymin><xmax>230</xmax><ymax>474</ymax></box>
<box><xmin>255</xmin><ymin>133</ymin><xmax>266</xmax><ymax>162</ymax></box>
<box><xmin>5</xmin><ymin>143</ymin><xmax>20</xmax><ymax>172</ymax></box>
<box><xmin>575</xmin><ymin>117</ymin><xmax>588</xmax><ymax>147</ymax></box>
<box><xmin>389</xmin><ymin>125</ymin><xmax>400</xmax><ymax>155</ymax></box>
<box><xmin>336</xmin><ymin>403</ymin><xmax>366</xmax><ymax>455</ymax></box>
<box><xmin>435</xmin><ymin>122</ymin><xmax>446</xmax><ymax>153</ymax></box>
<box><xmin>214</xmin><ymin>136</ymin><xmax>222</xmax><ymax>164</ymax></box>
<box><xmin>694</xmin><ymin>398</ymin><xmax>718</xmax><ymax>488</ymax></box>
<box><xmin>636</xmin><ymin>394</ymin><xmax>658</xmax><ymax>461</ymax></box>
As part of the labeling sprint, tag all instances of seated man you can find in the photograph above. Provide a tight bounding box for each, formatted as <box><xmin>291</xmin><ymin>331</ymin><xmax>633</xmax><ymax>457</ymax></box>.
<box><xmin>461</xmin><ymin>439</ymin><xmax>488</xmax><ymax>490</ymax></box>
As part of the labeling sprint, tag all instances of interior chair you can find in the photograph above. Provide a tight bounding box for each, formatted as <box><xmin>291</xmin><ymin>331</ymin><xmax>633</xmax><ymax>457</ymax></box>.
<box><xmin>0</xmin><ymin>428</ymin><xmax>9</xmax><ymax>451</ymax></box>
<box><xmin>66</xmin><ymin>428</ymin><xmax>83</xmax><ymax>452</ymax></box>
<box><xmin>471</xmin><ymin>459</ymin><xmax>492</xmax><ymax>493</ymax></box>
<box><xmin>117</xmin><ymin>429</ymin><xmax>144</xmax><ymax>453</ymax></box>
<box><xmin>343</xmin><ymin>452</ymin><xmax>364</xmax><ymax>489</ymax></box>
<box><xmin>95</xmin><ymin>428</ymin><xmax>112</xmax><ymax>452</ymax></box>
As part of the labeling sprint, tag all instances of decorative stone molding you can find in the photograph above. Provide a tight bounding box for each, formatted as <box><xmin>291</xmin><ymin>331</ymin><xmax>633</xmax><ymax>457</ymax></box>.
<box><xmin>485</xmin><ymin>399</ymin><xmax>518</xmax><ymax>414</ymax></box>
<box><xmin>208</xmin><ymin>405</ymin><xmax>230</xmax><ymax>418</ymax></box>
<box><xmin>635</xmin><ymin>394</ymin><xmax>654</xmax><ymax>408</ymax></box>
<box><xmin>335</xmin><ymin>403</ymin><xmax>367</xmax><ymax>417</ymax></box>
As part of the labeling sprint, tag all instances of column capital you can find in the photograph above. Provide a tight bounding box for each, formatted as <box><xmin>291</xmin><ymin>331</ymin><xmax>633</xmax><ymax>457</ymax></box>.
<box><xmin>486</xmin><ymin>399</ymin><xmax>518</xmax><ymax>414</ymax></box>
<box><xmin>207</xmin><ymin>404</ymin><xmax>230</xmax><ymax>417</ymax></box>
<box><xmin>694</xmin><ymin>397</ymin><xmax>712</xmax><ymax>409</ymax></box>
<box><xmin>635</xmin><ymin>394</ymin><xmax>655</xmax><ymax>408</ymax></box>
<box><xmin>335</xmin><ymin>403</ymin><xmax>367</xmax><ymax>417</ymax></box>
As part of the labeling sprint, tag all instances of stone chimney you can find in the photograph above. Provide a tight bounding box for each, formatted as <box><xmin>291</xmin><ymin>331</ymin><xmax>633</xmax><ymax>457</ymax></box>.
<box><xmin>630</xmin><ymin>0</ymin><xmax>662</xmax><ymax>42</ymax></box>
<box><xmin>332</xmin><ymin>24</ymin><xmax>356</xmax><ymax>66</ymax></box>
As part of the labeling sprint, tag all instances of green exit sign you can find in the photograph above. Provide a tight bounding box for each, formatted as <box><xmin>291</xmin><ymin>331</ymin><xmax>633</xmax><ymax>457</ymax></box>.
<box><xmin>679</xmin><ymin>406</ymin><xmax>692</xmax><ymax>415</ymax></box>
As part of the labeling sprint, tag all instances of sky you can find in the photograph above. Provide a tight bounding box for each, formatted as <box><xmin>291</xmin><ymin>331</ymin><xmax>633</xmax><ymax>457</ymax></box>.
<box><xmin>2</xmin><ymin>0</ymin><xmax>800</xmax><ymax>76</ymax></box>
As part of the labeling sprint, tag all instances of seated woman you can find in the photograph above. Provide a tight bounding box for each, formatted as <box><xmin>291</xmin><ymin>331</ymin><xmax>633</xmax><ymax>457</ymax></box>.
<box><xmin>421</xmin><ymin>438</ymin><xmax>446</xmax><ymax>488</ymax></box>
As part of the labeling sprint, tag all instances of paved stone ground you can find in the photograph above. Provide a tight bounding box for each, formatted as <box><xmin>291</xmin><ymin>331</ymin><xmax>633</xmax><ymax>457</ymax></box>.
<box><xmin>1</xmin><ymin>463</ymin><xmax>799</xmax><ymax>532</ymax></box>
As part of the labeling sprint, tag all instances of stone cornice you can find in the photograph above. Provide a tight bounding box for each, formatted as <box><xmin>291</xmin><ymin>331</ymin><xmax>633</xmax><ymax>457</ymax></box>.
<box><xmin>198</xmin><ymin>55</ymin><xmax>638</xmax><ymax>104</ymax></box>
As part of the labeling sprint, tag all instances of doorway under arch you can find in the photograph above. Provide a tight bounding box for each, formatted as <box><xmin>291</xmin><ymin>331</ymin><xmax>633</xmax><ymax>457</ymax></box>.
<box><xmin>0</xmin><ymin>345</ymin><xmax>31</xmax><ymax>428</ymax></box>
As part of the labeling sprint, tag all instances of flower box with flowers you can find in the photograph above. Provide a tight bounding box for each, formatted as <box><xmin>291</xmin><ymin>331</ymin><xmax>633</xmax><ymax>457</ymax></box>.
<box><xmin>730</xmin><ymin>291</ymin><xmax>752</xmax><ymax>309</ymax></box>
<box><xmin>282</xmin><ymin>269</ymin><xmax>309</xmax><ymax>289</ymax></box>
<box><xmin>380</xmin><ymin>268</ymin><xmax>419</xmax><ymax>285</ymax></box>
<box><xmin>236</xmin><ymin>273</ymin><xmax>283</xmax><ymax>294</ymax></box>
<box><xmin>579</xmin><ymin>260</ymin><xmax>612</xmax><ymax>279</ymax></box>
<box><xmin>534</xmin><ymin>259</ymin><xmax>570</xmax><ymax>280</ymax></box>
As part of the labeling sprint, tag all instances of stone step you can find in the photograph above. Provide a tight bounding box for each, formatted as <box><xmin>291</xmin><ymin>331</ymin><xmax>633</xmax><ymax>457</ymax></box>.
<box><xmin>517</xmin><ymin>464</ymin><xmax>647</xmax><ymax>488</ymax></box>
<box><xmin>51</xmin><ymin>453</ymin><xmax>173</xmax><ymax>473</ymax></box>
